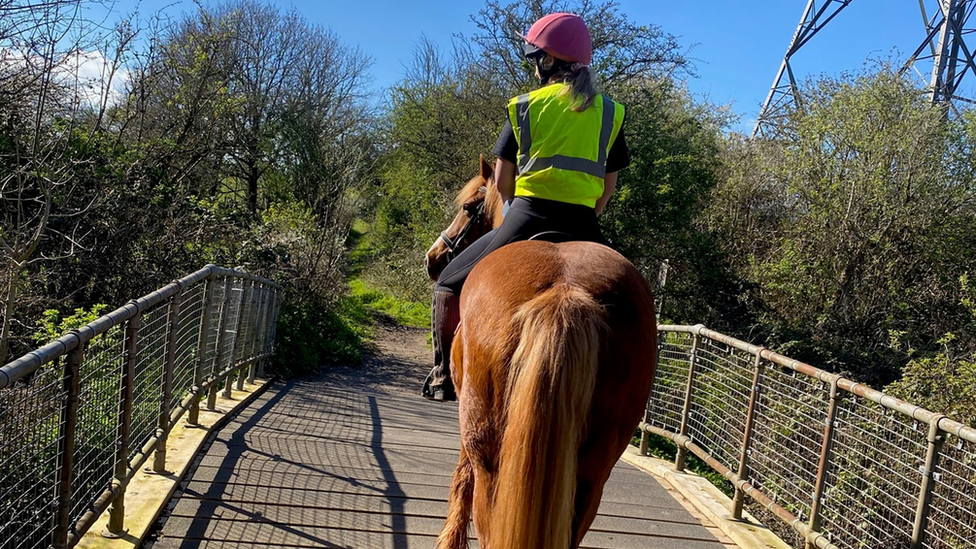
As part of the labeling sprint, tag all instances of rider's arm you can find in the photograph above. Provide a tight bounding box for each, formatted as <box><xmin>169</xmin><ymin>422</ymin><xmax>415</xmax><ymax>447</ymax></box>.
<box><xmin>594</xmin><ymin>171</ymin><xmax>618</xmax><ymax>216</ymax></box>
<box><xmin>495</xmin><ymin>157</ymin><xmax>517</xmax><ymax>203</ymax></box>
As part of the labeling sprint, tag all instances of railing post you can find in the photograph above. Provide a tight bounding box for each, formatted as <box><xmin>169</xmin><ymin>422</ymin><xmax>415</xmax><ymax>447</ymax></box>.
<box><xmin>208</xmin><ymin>276</ymin><xmax>232</xmax><ymax>410</ymax></box>
<box><xmin>154</xmin><ymin>286</ymin><xmax>182</xmax><ymax>472</ymax></box>
<box><xmin>911</xmin><ymin>415</ymin><xmax>946</xmax><ymax>549</ymax></box>
<box><xmin>805</xmin><ymin>377</ymin><xmax>842</xmax><ymax>549</ymax></box>
<box><xmin>105</xmin><ymin>309</ymin><xmax>139</xmax><ymax>536</ymax></box>
<box><xmin>732</xmin><ymin>352</ymin><xmax>765</xmax><ymax>520</ymax></box>
<box><xmin>189</xmin><ymin>275</ymin><xmax>217</xmax><ymax>426</ymax></box>
<box><xmin>675</xmin><ymin>331</ymin><xmax>701</xmax><ymax>472</ymax></box>
<box><xmin>226</xmin><ymin>278</ymin><xmax>251</xmax><ymax>397</ymax></box>
<box><xmin>640</xmin><ymin>330</ymin><xmax>664</xmax><ymax>456</ymax></box>
<box><xmin>53</xmin><ymin>340</ymin><xmax>83</xmax><ymax>549</ymax></box>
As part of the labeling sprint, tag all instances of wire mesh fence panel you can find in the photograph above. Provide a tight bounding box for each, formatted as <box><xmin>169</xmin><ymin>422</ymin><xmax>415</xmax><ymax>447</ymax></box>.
<box><xmin>131</xmin><ymin>304</ymin><xmax>168</xmax><ymax>458</ymax></box>
<box><xmin>243</xmin><ymin>285</ymin><xmax>262</xmax><ymax>361</ymax></box>
<box><xmin>926</xmin><ymin>438</ymin><xmax>976</xmax><ymax>549</ymax></box>
<box><xmin>238</xmin><ymin>287</ymin><xmax>255</xmax><ymax>363</ymax></box>
<box><xmin>70</xmin><ymin>327</ymin><xmax>124</xmax><ymax>521</ymax></box>
<box><xmin>173</xmin><ymin>283</ymin><xmax>205</xmax><ymax>407</ymax></box>
<box><xmin>204</xmin><ymin>279</ymin><xmax>226</xmax><ymax>381</ymax></box>
<box><xmin>642</xmin><ymin>326</ymin><xmax>976</xmax><ymax>549</ymax></box>
<box><xmin>220</xmin><ymin>281</ymin><xmax>243</xmax><ymax>372</ymax></box>
<box><xmin>686</xmin><ymin>339</ymin><xmax>753</xmax><ymax>472</ymax></box>
<box><xmin>818</xmin><ymin>396</ymin><xmax>925</xmax><ymax>548</ymax></box>
<box><xmin>744</xmin><ymin>368</ymin><xmax>829</xmax><ymax>548</ymax></box>
<box><xmin>232</xmin><ymin>292</ymin><xmax>248</xmax><ymax>367</ymax></box>
<box><xmin>0</xmin><ymin>266</ymin><xmax>281</xmax><ymax>546</ymax></box>
<box><xmin>264</xmin><ymin>289</ymin><xmax>279</xmax><ymax>353</ymax></box>
<box><xmin>0</xmin><ymin>363</ymin><xmax>63</xmax><ymax>549</ymax></box>
<box><xmin>644</xmin><ymin>330</ymin><xmax>693</xmax><ymax>434</ymax></box>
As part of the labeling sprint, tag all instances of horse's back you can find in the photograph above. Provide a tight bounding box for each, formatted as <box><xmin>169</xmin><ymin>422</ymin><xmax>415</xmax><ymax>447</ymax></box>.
<box><xmin>462</xmin><ymin>239</ymin><xmax>656</xmax><ymax>347</ymax></box>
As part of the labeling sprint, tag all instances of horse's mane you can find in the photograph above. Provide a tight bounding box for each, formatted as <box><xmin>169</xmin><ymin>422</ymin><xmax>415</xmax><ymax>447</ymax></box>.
<box><xmin>453</xmin><ymin>175</ymin><xmax>487</xmax><ymax>208</ymax></box>
<box><xmin>454</xmin><ymin>171</ymin><xmax>504</xmax><ymax>227</ymax></box>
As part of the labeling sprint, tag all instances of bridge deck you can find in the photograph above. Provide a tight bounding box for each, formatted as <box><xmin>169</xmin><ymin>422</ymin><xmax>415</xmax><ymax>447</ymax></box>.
<box><xmin>147</xmin><ymin>374</ymin><xmax>732</xmax><ymax>548</ymax></box>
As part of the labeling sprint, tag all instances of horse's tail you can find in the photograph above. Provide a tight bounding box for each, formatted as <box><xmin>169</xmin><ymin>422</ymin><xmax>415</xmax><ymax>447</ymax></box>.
<box><xmin>490</xmin><ymin>284</ymin><xmax>604</xmax><ymax>549</ymax></box>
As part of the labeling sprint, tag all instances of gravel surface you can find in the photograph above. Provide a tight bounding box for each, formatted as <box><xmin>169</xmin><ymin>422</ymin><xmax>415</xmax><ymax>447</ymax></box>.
<box><xmin>322</xmin><ymin>313</ymin><xmax>432</xmax><ymax>397</ymax></box>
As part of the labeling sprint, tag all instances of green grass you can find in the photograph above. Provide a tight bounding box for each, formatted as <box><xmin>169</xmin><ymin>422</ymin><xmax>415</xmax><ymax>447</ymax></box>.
<box><xmin>349</xmin><ymin>278</ymin><xmax>430</xmax><ymax>328</ymax></box>
<box><xmin>346</xmin><ymin>218</ymin><xmax>431</xmax><ymax>329</ymax></box>
<box><xmin>347</xmin><ymin>219</ymin><xmax>374</xmax><ymax>269</ymax></box>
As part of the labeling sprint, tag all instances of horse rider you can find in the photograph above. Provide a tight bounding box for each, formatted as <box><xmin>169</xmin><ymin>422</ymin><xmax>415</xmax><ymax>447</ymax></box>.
<box><xmin>423</xmin><ymin>12</ymin><xmax>630</xmax><ymax>401</ymax></box>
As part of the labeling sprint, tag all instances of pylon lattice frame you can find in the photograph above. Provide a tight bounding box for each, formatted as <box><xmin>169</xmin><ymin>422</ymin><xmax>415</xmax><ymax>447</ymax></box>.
<box><xmin>752</xmin><ymin>0</ymin><xmax>976</xmax><ymax>138</ymax></box>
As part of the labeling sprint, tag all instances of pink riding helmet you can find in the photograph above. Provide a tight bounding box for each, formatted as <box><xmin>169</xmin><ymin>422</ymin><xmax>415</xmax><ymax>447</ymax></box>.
<box><xmin>520</xmin><ymin>12</ymin><xmax>592</xmax><ymax>66</ymax></box>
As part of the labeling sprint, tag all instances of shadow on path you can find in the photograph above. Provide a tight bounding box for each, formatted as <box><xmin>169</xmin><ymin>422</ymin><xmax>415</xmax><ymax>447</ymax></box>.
<box><xmin>369</xmin><ymin>394</ymin><xmax>409</xmax><ymax>549</ymax></box>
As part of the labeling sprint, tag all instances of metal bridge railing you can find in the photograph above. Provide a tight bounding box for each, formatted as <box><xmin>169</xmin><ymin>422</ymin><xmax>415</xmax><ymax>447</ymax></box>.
<box><xmin>642</xmin><ymin>324</ymin><xmax>976</xmax><ymax>549</ymax></box>
<box><xmin>0</xmin><ymin>265</ymin><xmax>281</xmax><ymax>549</ymax></box>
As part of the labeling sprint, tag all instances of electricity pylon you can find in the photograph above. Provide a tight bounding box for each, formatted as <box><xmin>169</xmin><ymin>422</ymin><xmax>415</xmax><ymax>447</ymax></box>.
<box><xmin>752</xmin><ymin>0</ymin><xmax>976</xmax><ymax>138</ymax></box>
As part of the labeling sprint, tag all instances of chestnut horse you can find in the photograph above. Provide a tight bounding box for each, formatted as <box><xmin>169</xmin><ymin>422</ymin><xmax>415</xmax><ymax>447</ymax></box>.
<box><xmin>426</xmin><ymin>157</ymin><xmax>657</xmax><ymax>549</ymax></box>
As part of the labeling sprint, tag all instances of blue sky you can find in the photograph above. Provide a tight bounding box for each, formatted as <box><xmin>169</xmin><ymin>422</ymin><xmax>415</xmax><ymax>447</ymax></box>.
<box><xmin>97</xmin><ymin>0</ymin><xmax>933</xmax><ymax>130</ymax></box>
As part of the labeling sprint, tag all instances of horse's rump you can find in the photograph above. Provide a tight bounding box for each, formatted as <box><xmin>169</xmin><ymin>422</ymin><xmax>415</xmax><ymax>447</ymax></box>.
<box><xmin>453</xmin><ymin>240</ymin><xmax>656</xmax><ymax>549</ymax></box>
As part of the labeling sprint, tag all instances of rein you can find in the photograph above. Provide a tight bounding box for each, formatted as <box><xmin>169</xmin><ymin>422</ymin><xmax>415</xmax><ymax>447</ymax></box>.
<box><xmin>440</xmin><ymin>186</ymin><xmax>487</xmax><ymax>259</ymax></box>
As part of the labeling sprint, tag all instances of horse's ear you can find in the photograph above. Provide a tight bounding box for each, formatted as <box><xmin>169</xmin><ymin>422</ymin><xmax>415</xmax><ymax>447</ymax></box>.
<box><xmin>479</xmin><ymin>154</ymin><xmax>493</xmax><ymax>180</ymax></box>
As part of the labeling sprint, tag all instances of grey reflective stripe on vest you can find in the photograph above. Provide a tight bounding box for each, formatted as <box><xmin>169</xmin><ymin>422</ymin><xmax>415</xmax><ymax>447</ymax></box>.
<box><xmin>514</xmin><ymin>93</ymin><xmax>617</xmax><ymax>179</ymax></box>
<box><xmin>597</xmin><ymin>95</ymin><xmax>615</xmax><ymax>166</ymax></box>
<box><xmin>515</xmin><ymin>93</ymin><xmax>532</xmax><ymax>167</ymax></box>
<box><xmin>520</xmin><ymin>155</ymin><xmax>606</xmax><ymax>179</ymax></box>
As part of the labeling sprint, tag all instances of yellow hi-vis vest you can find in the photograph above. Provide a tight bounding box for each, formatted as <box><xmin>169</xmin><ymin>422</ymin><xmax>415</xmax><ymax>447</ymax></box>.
<box><xmin>507</xmin><ymin>83</ymin><xmax>624</xmax><ymax>208</ymax></box>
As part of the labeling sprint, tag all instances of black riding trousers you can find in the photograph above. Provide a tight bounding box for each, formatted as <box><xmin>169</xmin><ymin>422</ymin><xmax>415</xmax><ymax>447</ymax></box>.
<box><xmin>434</xmin><ymin>197</ymin><xmax>605</xmax><ymax>295</ymax></box>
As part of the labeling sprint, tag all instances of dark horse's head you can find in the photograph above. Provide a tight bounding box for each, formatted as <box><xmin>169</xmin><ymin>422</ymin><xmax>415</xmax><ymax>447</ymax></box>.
<box><xmin>424</xmin><ymin>156</ymin><xmax>504</xmax><ymax>280</ymax></box>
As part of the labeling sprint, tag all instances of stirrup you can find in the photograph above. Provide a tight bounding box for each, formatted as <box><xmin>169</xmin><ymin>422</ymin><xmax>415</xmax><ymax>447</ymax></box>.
<box><xmin>421</xmin><ymin>368</ymin><xmax>434</xmax><ymax>398</ymax></box>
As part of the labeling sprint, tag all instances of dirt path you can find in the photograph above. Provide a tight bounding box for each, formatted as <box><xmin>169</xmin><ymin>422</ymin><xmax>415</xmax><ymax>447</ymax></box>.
<box><xmin>323</xmin><ymin>314</ymin><xmax>432</xmax><ymax>397</ymax></box>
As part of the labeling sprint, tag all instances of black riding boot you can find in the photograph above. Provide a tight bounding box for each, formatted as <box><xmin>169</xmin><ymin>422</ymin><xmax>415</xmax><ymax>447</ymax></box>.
<box><xmin>422</xmin><ymin>290</ymin><xmax>460</xmax><ymax>402</ymax></box>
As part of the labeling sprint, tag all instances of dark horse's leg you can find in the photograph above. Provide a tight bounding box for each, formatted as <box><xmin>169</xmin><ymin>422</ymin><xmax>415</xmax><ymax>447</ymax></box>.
<box><xmin>426</xmin><ymin>227</ymin><xmax>505</xmax><ymax>402</ymax></box>
<box><xmin>436</xmin><ymin>445</ymin><xmax>474</xmax><ymax>549</ymax></box>
<box><xmin>424</xmin><ymin>290</ymin><xmax>460</xmax><ymax>401</ymax></box>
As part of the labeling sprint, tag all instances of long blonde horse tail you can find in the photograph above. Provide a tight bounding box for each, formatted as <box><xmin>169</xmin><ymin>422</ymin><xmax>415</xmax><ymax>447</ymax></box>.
<box><xmin>490</xmin><ymin>284</ymin><xmax>604</xmax><ymax>549</ymax></box>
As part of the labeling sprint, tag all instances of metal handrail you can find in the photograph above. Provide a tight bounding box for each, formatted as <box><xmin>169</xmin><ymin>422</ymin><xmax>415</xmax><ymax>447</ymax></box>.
<box><xmin>643</xmin><ymin>324</ymin><xmax>976</xmax><ymax>549</ymax></box>
<box><xmin>0</xmin><ymin>265</ymin><xmax>282</xmax><ymax>549</ymax></box>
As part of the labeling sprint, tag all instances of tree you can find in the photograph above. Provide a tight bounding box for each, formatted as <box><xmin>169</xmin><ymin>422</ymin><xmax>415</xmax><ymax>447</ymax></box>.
<box><xmin>707</xmin><ymin>66</ymin><xmax>976</xmax><ymax>383</ymax></box>
<box><xmin>108</xmin><ymin>0</ymin><xmax>373</xmax><ymax>292</ymax></box>
<box><xmin>601</xmin><ymin>78</ymin><xmax>740</xmax><ymax>326</ymax></box>
<box><xmin>0</xmin><ymin>0</ymin><xmax>128</xmax><ymax>363</ymax></box>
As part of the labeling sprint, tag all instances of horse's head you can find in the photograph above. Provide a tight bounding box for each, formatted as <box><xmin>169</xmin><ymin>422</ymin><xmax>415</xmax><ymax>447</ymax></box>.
<box><xmin>425</xmin><ymin>156</ymin><xmax>503</xmax><ymax>281</ymax></box>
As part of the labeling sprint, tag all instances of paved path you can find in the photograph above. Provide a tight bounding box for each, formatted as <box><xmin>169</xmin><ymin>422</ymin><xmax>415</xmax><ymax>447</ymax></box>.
<box><xmin>146</xmin><ymin>377</ymin><xmax>729</xmax><ymax>548</ymax></box>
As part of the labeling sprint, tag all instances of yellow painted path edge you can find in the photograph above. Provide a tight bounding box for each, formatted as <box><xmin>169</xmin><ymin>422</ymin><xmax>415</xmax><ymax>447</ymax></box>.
<box><xmin>76</xmin><ymin>379</ymin><xmax>270</xmax><ymax>549</ymax></box>
<box><xmin>620</xmin><ymin>445</ymin><xmax>792</xmax><ymax>549</ymax></box>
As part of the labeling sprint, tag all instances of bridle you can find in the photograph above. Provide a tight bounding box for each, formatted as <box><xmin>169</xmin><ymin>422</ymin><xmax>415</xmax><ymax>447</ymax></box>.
<box><xmin>439</xmin><ymin>186</ymin><xmax>487</xmax><ymax>260</ymax></box>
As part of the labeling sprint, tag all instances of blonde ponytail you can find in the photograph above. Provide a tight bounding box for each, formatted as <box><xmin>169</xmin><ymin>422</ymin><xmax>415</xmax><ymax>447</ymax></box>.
<box><xmin>539</xmin><ymin>54</ymin><xmax>600</xmax><ymax>112</ymax></box>
<box><xmin>551</xmin><ymin>62</ymin><xmax>598</xmax><ymax>112</ymax></box>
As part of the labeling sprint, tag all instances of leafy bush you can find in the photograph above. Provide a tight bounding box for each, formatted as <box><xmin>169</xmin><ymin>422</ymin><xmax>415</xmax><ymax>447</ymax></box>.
<box><xmin>33</xmin><ymin>304</ymin><xmax>111</xmax><ymax>344</ymax></box>
<box><xmin>886</xmin><ymin>275</ymin><xmax>976</xmax><ymax>427</ymax></box>
<box><xmin>270</xmin><ymin>297</ymin><xmax>371</xmax><ymax>379</ymax></box>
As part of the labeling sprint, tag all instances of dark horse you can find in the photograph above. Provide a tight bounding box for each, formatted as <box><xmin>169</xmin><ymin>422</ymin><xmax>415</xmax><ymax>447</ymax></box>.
<box><xmin>426</xmin><ymin>157</ymin><xmax>657</xmax><ymax>549</ymax></box>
